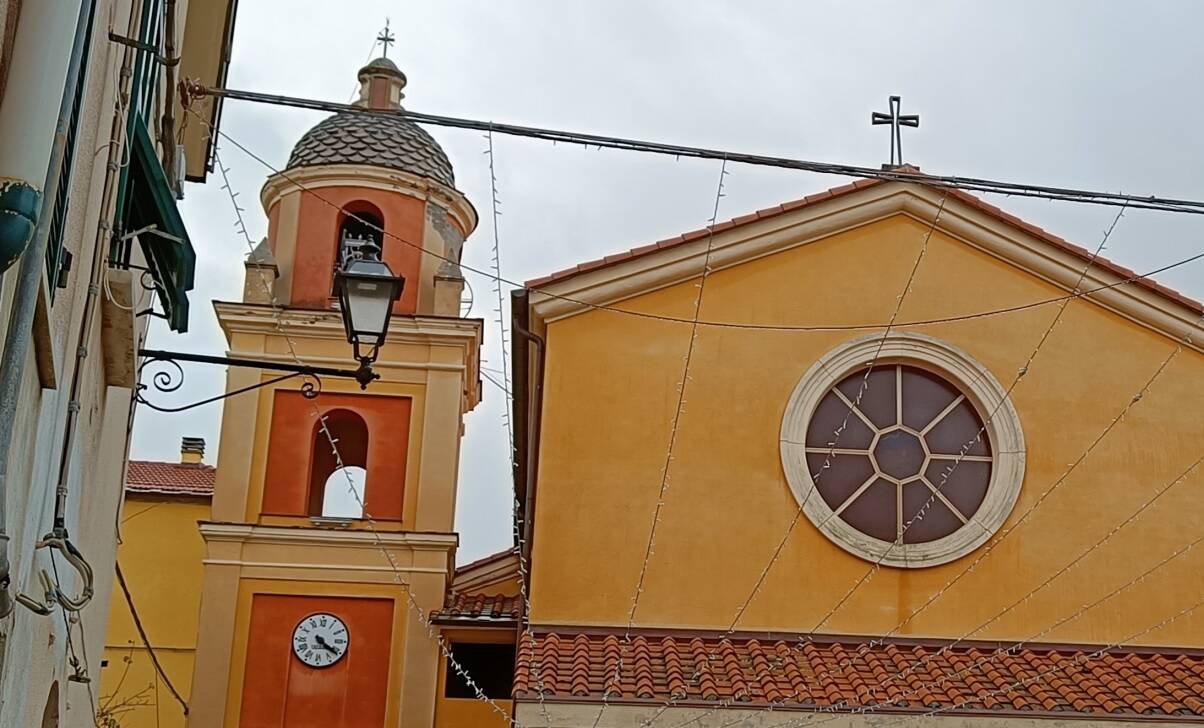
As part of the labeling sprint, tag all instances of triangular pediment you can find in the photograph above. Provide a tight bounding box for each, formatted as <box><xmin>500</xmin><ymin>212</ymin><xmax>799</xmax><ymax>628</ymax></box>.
<box><xmin>526</xmin><ymin>180</ymin><xmax>1203</xmax><ymax>349</ymax></box>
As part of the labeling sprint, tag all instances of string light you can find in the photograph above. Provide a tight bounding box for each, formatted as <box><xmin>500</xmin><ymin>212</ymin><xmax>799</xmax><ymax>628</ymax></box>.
<box><xmin>664</xmin><ymin>207</ymin><xmax>1132</xmax><ymax>726</ymax></box>
<box><xmin>607</xmin><ymin>156</ymin><xmax>730</xmax><ymax>728</ymax></box>
<box><xmin>640</xmin><ymin>193</ymin><xmax>952</xmax><ymax>728</ymax></box>
<box><xmin>187</xmin><ymin>107</ymin><xmax>1204</xmax><ymax>728</ymax></box>
<box><xmin>807</xmin><ymin>206</ymin><xmax>1128</xmax><ymax>642</ymax></box>
<box><xmin>483</xmin><ymin>127</ymin><xmax>553</xmax><ymax>728</ymax></box>
<box><xmin>697</xmin><ymin>240</ymin><xmax>1204</xmax><ymax>727</ymax></box>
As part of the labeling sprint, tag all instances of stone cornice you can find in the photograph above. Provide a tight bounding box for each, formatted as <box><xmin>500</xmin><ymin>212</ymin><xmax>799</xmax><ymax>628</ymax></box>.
<box><xmin>213</xmin><ymin>301</ymin><xmax>482</xmax><ymax>348</ymax></box>
<box><xmin>199</xmin><ymin>521</ymin><xmax>459</xmax><ymax>551</ymax></box>
<box><xmin>260</xmin><ymin>163</ymin><xmax>478</xmax><ymax>236</ymax></box>
<box><xmin>213</xmin><ymin>302</ymin><xmax>482</xmax><ymax>406</ymax></box>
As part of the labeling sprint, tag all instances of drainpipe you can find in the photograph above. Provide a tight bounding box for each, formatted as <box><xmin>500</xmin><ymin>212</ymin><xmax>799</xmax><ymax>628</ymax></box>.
<box><xmin>0</xmin><ymin>0</ymin><xmax>86</xmax><ymax>273</ymax></box>
<box><xmin>512</xmin><ymin>323</ymin><xmax>545</xmax><ymax>600</ymax></box>
<box><xmin>159</xmin><ymin>0</ymin><xmax>180</xmax><ymax>194</ymax></box>
<box><xmin>0</xmin><ymin>0</ymin><xmax>92</xmax><ymax>618</ymax></box>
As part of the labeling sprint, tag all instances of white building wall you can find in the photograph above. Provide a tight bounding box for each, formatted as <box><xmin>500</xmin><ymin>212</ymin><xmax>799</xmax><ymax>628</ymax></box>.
<box><xmin>0</xmin><ymin>0</ymin><xmax>161</xmax><ymax>725</ymax></box>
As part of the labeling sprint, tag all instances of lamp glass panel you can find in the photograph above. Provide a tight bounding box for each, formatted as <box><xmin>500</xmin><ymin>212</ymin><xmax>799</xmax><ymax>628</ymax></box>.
<box><xmin>346</xmin><ymin>278</ymin><xmax>393</xmax><ymax>343</ymax></box>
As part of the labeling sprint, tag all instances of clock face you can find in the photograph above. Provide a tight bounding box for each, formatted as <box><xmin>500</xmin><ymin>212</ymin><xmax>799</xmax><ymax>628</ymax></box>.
<box><xmin>292</xmin><ymin>613</ymin><xmax>349</xmax><ymax>668</ymax></box>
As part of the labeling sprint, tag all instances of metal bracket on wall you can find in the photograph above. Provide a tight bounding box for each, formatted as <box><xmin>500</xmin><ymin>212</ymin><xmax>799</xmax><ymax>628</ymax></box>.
<box><xmin>135</xmin><ymin>349</ymin><xmax>375</xmax><ymax>413</ymax></box>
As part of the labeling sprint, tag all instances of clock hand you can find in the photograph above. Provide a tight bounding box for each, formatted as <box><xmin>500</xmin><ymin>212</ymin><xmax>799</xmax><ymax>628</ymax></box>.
<box><xmin>313</xmin><ymin>634</ymin><xmax>339</xmax><ymax>654</ymax></box>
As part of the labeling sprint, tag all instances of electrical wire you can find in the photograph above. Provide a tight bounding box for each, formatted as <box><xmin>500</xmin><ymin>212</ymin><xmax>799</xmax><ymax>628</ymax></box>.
<box><xmin>115</xmin><ymin>561</ymin><xmax>188</xmax><ymax>715</ymax></box>
<box><xmin>182</xmin><ymin>108</ymin><xmax>1204</xmax><ymax>340</ymax></box>
<box><xmin>187</xmin><ymin>83</ymin><xmax>1204</xmax><ymax>216</ymax></box>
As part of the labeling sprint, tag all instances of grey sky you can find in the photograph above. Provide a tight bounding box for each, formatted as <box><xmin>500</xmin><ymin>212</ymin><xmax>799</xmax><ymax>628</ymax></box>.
<box><xmin>131</xmin><ymin>1</ymin><xmax>1204</xmax><ymax>563</ymax></box>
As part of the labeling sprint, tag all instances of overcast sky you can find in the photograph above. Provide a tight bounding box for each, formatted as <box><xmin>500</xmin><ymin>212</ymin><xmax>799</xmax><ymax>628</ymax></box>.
<box><xmin>131</xmin><ymin>1</ymin><xmax>1204</xmax><ymax>563</ymax></box>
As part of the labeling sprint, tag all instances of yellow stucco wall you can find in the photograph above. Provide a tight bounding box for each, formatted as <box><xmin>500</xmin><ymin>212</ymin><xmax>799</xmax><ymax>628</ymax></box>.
<box><xmin>528</xmin><ymin>213</ymin><xmax>1204</xmax><ymax>646</ymax></box>
<box><xmin>101</xmin><ymin>495</ymin><xmax>210</xmax><ymax>728</ymax></box>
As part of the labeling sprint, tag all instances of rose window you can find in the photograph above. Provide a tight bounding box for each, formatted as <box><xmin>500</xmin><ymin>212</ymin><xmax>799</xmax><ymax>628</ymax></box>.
<box><xmin>803</xmin><ymin>364</ymin><xmax>993</xmax><ymax>545</ymax></box>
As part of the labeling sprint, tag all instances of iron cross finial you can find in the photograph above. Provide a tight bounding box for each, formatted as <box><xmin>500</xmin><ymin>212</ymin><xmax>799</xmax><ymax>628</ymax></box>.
<box><xmin>871</xmin><ymin>95</ymin><xmax>920</xmax><ymax>168</ymax></box>
<box><xmin>377</xmin><ymin>19</ymin><xmax>396</xmax><ymax>58</ymax></box>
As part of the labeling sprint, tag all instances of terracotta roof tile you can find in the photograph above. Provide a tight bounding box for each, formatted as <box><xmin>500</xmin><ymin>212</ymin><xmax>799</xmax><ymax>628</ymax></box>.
<box><xmin>432</xmin><ymin>592</ymin><xmax>521</xmax><ymax>624</ymax></box>
<box><xmin>523</xmin><ymin>176</ymin><xmax>1204</xmax><ymax>319</ymax></box>
<box><xmin>513</xmin><ymin>631</ymin><xmax>1204</xmax><ymax>720</ymax></box>
<box><xmin>126</xmin><ymin>460</ymin><xmax>215</xmax><ymax>496</ymax></box>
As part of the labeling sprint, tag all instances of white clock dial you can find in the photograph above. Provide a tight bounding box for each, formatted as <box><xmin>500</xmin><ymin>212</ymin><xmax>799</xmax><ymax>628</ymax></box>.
<box><xmin>292</xmin><ymin>612</ymin><xmax>349</xmax><ymax>668</ymax></box>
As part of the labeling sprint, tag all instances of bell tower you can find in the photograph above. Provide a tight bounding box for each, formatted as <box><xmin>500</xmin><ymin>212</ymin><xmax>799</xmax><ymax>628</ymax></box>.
<box><xmin>188</xmin><ymin>55</ymin><xmax>480</xmax><ymax>728</ymax></box>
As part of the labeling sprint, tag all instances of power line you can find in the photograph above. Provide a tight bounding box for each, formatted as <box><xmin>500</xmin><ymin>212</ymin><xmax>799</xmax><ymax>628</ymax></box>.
<box><xmin>185</xmin><ymin>82</ymin><xmax>1204</xmax><ymax>216</ymax></box>
<box><xmin>115</xmin><ymin>561</ymin><xmax>188</xmax><ymax>715</ymax></box>
<box><xmin>187</xmin><ymin>107</ymin><xmax>1204</xmax><ymax>341</ymax></box>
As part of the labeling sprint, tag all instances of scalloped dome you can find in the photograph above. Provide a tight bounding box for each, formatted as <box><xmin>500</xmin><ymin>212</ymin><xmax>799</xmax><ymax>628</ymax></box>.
<box><xmin>287</xmin><ymin>112</ymin><xmax>455</xmax><ymax>187</ymax></box>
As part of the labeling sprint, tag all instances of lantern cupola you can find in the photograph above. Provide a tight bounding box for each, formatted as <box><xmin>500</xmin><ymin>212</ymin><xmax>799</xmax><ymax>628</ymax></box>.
<box><xmin>257</xmin><ymin>57</ymin><xmax>475</xmax><ymax>316</ymax></box>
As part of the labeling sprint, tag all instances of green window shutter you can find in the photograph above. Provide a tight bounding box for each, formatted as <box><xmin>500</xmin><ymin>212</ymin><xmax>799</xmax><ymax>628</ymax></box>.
<box><xmin>121</xmin><ymin>116</ymin><xmax>195</xmax><ymax>333</ymax></box>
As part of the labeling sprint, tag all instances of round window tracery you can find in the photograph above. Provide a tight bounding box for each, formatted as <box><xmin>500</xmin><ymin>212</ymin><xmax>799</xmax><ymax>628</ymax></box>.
<box><xmin>804</xmin><ymin>365</ymin><xmax>992</xmax><ymax>545</ymax></box>
<box><xmin>780</xmin><ymin>333</ymin><xmax>1025</xmax><ymax>568</ymax></box>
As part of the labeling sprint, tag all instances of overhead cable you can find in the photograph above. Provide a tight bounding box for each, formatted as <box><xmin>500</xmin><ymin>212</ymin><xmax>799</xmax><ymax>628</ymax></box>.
<box><xmin>187</xmin><ymin>108</ymin><xmax>1204</xmax><ymax>338</ymax></box>
<box><xmin>185</xmin><ymin>82</ymin><xmax>1204</xmax><ymax>216</ymax></box>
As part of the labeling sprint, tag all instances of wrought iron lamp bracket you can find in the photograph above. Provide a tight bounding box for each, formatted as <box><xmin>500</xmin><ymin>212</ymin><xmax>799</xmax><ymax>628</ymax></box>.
<box><xmin>135</xmin><ymin>349</ymin><xmax>375</xmax><ymax>413</ymax></box>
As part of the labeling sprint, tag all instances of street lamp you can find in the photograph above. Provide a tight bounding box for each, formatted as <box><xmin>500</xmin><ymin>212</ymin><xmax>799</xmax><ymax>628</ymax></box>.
<box><xmin>134</xmin><ymin>235</ymin><xmax>406</xmax><ymax>412</ymax></box>
<box><xmin>335</xmin><ymin>235</ymin><xmax>405</xmax><ymax>388</ymax></box>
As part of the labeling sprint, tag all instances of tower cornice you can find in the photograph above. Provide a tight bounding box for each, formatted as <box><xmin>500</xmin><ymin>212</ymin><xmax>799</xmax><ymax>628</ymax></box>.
<box><xmin>260</xmin><ymin>162</ymin><xmax>478</xmax><ymax>237</ymax></box>
<box><xmin>212</xmin><ymin>301</ymin><xmax>482</xmax><ymax>408</ymax></box>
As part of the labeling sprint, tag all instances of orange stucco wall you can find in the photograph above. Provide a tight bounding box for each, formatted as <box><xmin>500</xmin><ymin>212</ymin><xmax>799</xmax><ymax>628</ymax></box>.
<box><xmin>239</xmin><ymin>594</ymin><xmax>394</xmax><ymax>727</ymax></box>
<box><xmin>262</xmin><ymin>390</ymin><xmax>412</xmax><ymax>521</ymax></box>
<box><xmin>273</xmin><ymin>186</ymin><xmax>425</xmax><ymax>312</ymax></box>
<box><xmin>528</xmin><ymin>213</ymin><xmax>1204</xmax><ymax>647</ymax></box>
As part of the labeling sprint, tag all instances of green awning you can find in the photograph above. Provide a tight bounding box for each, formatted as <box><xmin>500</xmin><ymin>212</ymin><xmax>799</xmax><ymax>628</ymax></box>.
<box><xmin>123</xmin><ymin>117</ymin><xmax>195</xmax><ymax>332</ymax></box>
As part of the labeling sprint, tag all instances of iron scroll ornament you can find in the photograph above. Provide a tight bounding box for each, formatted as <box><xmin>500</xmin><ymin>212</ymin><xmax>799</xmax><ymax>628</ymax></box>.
<box><xmin>134</xmin><ymin>349</ymin><xmax>373</xmax><ymax>413</ymax></box>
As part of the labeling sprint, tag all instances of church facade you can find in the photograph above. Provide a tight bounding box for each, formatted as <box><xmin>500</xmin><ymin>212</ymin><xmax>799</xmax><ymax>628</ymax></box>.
<box><xmin>104</xmin><ymin>55</ymin><xmax>1204</xmax><ymax>728</ymax></box>
<box><xmin>510</xmin><ymin>178</ymin><xmax>1204</xmax><ymax>726</ymax></box>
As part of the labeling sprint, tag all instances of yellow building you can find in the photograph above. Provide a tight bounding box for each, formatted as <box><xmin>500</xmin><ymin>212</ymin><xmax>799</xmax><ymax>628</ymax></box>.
<box><xmin>103</xmin><ymin>55</ymin><xmax>1204</xmax><ymax>728</ymax></box>
<box><xmin>510</xmin><ymin>176</ymin><xmax>1204</xmax><ymax>726</ymax></box>
<box><xmin>102</xmin><ymin>440</ymin><xmax>214</xmax><ymax>728</ymax></box>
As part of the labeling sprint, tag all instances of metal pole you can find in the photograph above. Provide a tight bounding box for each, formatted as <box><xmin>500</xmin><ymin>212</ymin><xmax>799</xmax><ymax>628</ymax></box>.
<box><xmin>0</xmin><ymin>0</ymin><xmax>93</xmax><ymax>618</ymax></box>
<box><xmin>137</xmin><ymin>348</ymin><xmax>365</xmax><ymax>380</ymax></box>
